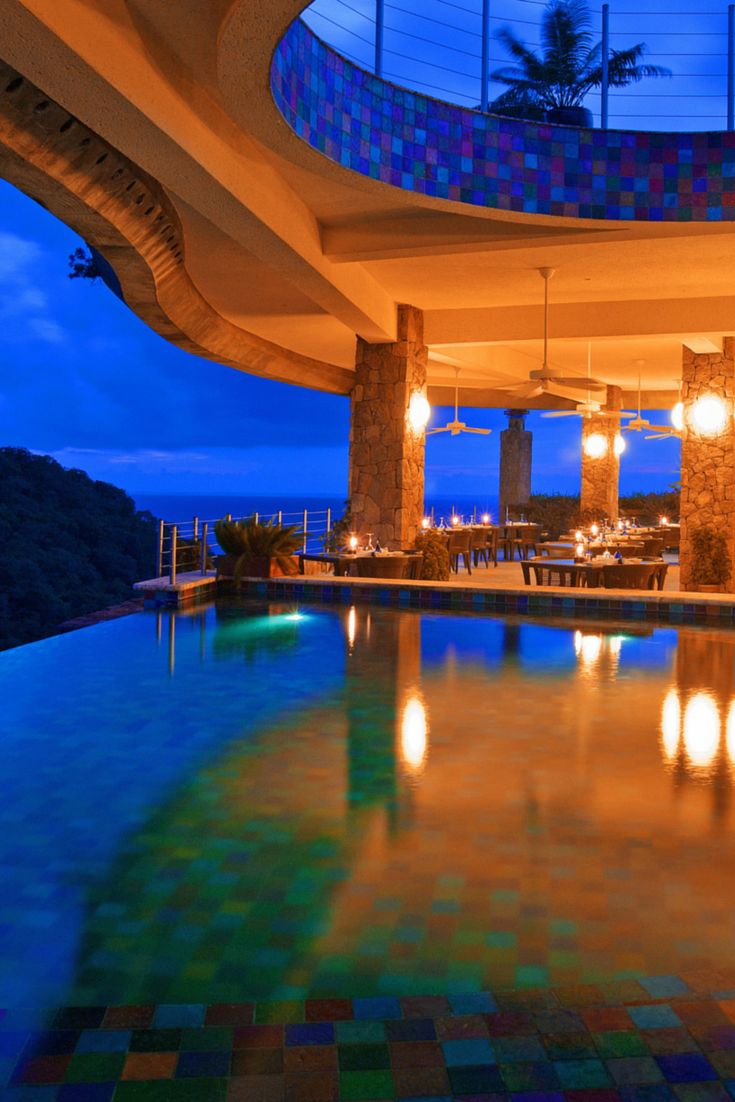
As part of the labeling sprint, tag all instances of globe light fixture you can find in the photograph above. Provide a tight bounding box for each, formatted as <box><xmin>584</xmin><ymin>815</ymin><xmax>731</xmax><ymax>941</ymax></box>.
<box><xmin>408</xmin><ymin>391</ymin><xmax>431</xmax><ymax>434</ymax></box>
<box><xmin>671</xmin><ymin>401</ymin><xmax>684</xmax><ymax>431</ymax></box>
<box><xmin>421</xmin><ymin>516</ymin><xmax>430</xmax><ymax>529</ymax></box>
<box><xmin>583</xmin><ymin>432</ymin><xmax>608</xmax><ymax>459</ymax></box>
<box><xmin>690</xmin><ymin>394</ymin><xmax>727</xmax><ymax>435</ymax></box>
<box><xmin>614</xmin><ymin>433</ymin><xmax>626</xmax><ymax>457</ymax></box>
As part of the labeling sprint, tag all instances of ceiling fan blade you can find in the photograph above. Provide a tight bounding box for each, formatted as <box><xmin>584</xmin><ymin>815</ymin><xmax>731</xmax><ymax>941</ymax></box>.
<box><xmin>646</xmin><ymin>423</ymin><xmax>679</xmax><ymax>433</ymax></box>
<box><xmin>461</xmin><ymin>427</ymin><xmax>492</xmax><ymax>435</ymax></box>
<box><xmin>619</xmin><ymin>411</ymin><xmax>635</xmax><ymax>419</ymax></box>
<box><xmin>426</xmin><ymin>426</ymin><xmax>451</xmax><ymax>435</ymax></box>
<box><xmin>551</xmin><ymin>376</ymin><xmax>606</xmax><ymax>390</ymax></box>
<box><xmin>645</xmin><ymin>433</ymin><xmax>673</xmax><ymax>440</ymax></box>
<box><xmin>541</xmin><ymin>410</ymin><xmax>578</xmax><ymax>418</ymax></box>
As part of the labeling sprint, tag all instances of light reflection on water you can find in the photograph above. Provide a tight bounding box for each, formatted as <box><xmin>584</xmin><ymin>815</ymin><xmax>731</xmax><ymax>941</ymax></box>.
<box><xmin>3</xmin><ymin>600</ymin><xmax>735</xmax><ymax>1013</ymax></box>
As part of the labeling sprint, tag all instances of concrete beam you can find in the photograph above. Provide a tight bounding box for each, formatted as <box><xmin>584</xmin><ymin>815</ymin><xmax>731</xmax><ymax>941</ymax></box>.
<box><xmin>425</xmin><ymin>299</ymin><xmax>735</xmax><ymax>345</ymax></box>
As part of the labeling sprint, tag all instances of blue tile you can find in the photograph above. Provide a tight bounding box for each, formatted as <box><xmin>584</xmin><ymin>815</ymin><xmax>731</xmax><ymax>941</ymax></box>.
<box><xmin>153</xmin><ymin>1005</ymin><xmax>206</xmax><ymax>1028</ymax></box>
<box><xmin>640</xmin><ymin>977</ymin><xmax>690</xmax><ymax>999</ymax></box>
<box><xmin>442</xmin><ymin>1038</ymin><xmax>496</xmax><ymax>1066</ymax></box>
<box><xmin>629</xmin><ymin>1006</ymin><xmax>682</xmax><ymax>1030</ymax></box>
<box><xmin>285</xmin><ymin>1022</ymin><xmax>334</xmax><ymax>1046</ymax></box>
<box><xmin>656</xmin><ymin>1053</ymin><xmax>718</xmax><ymax>1082</ymax></box>
<box><xmin>176</xmin><ymin>1050</ymin><xmax>230</xmax><ymax>1077</ymax></box>
<box><xmin>449</xmin><ymin>992</ymin><xmax>499</xmax><ymax>1014</ymax></box>
<box><xmin>75</xmin><ymin>1031</ymin><xmax>131</xmax><ymax>1054</ymax></box>
<box><xmin>353</xmin><ymin>997</ymin><xmax>401</xmax><ymax>1020</ymax></box>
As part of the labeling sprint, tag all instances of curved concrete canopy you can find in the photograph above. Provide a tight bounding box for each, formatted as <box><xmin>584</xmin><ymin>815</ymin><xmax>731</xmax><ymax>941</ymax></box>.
<box><xmin>0</xmin><ymin>0</ymin><xmax>734</xmax><ymax>406</ymax></box>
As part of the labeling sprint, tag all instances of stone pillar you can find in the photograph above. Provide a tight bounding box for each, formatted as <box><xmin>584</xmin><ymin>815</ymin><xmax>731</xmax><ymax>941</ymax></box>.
<box><xmin>680</xmin><ymin>340</ymin><xmax>735</xmax><ymax>593</ymax></box>
<box><xmin>499</xmin><ymin>410</ymin><xmax>532</xmax><ymax>521</ymax></box>
<box><xmin>580</xmin><ymin>385</ymin><xmax>622</xmax><ymax>521</ymax></box>
<box><xmin>348</xmin><ymin>304</ymin><xmax>427</xmax><ymax>547</ymax></box>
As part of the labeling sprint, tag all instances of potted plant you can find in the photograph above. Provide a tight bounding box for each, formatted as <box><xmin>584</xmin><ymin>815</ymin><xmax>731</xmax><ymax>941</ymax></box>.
<box><xmin>214</xmin><ymin>516</ymin><xmax>302</xmax><ymax>581</ymax></box>
<box><xmin>690</xmin><ymin>525</ymin><xmax>732</xmax><ymax>592</ymax></box>
<box><xmin>414</xmin><ymin>530</ymin><xmax>450</xmax><ymax>581</ymax></box>
<box><xmin>322</xmin><ymin>500</ymin><xmax>353</xmax><ymax>552</ymax></box>
<box><xmin>489</xmin><ymin>0</ymin><xmax>670</xmax><ymax>126</ymax></box>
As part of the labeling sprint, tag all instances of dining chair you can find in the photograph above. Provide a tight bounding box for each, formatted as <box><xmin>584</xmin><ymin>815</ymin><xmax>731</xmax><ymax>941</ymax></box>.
<box><xmin>511</xmin><ymin>523</ymin><xmax>541</xmax><ymax>560</ymax></box>
<box><xmin>536</xmin><ymin>543</ymin><xmax>571</xmax><ymax>559</ymax></box>
<box><xmin>641</xmin><ymin>537</ymin><xmax>664</xmax><ymax>558</ymax></box>
<box><xmin>447</xmin><ymin>530</ymin><xmax>472</xmax><ymax>574</ymax></box>
<box><xmin>600</xmin><ymin>563</ymin><xmax>659</xmax><ymax>589</ymax></box>
<box><xmin>470</xmin><ymin>527</ymin><xmax>489</xmax><ymax>567</ymax></box>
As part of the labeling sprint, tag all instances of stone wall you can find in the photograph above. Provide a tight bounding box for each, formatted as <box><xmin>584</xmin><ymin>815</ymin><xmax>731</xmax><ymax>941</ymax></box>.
<box><xmin>499</xmin><ymin>410</ymin><xmax>532</xmax><ymax>521</ymax></box>
<box><xmin>680</xmin><ymin>340</ymin><xmax>735</xmax><ymax>592</ymax></box>
<box><xmin>580</xmin><ymin>385</ymin><xmax>622</xmax><ymax>520</ymax></box>
<box><xmin>348</xmin><ymin>305</ymin><xmax>427</xmax><ymax>547</ymax></box>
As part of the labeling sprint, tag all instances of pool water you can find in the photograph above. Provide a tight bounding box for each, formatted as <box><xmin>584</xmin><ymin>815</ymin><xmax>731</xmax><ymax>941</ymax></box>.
<box><xmin>2</xmin><ymin>598</ymin><xmax>735</xmax><ymax>1017</ymax></box>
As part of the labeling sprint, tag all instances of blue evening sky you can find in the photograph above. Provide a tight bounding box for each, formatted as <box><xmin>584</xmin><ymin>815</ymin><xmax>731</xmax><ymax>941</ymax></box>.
<box><xmin>0</xmin><ymin>0</ymin><xmax>694</xmax><ymax>501</ymax></box>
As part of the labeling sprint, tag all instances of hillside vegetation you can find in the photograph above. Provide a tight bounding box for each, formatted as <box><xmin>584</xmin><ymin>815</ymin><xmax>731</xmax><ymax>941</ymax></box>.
<box><xmin>0</xmin><ymin>447</ymin><xmax>157</xmax><ymax>650</ymax></box>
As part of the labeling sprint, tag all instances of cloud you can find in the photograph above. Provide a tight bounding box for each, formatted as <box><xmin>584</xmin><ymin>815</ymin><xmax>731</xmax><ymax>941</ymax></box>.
<box><xmin>0</xmin><ymin>230</ymin><xmax>68</xmax><ymax>343</ymax></box>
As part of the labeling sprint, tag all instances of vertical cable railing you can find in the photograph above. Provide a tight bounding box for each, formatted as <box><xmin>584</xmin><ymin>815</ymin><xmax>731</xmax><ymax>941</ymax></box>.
<box><xmin>303</xmin><ymin>0</ymin><xmax>735</xmax><ymax>131</ymax></box>
<box><xmin>154</xmin><ymin>508</ymin><xmax>336</xmax><ymax>579</ymax></box>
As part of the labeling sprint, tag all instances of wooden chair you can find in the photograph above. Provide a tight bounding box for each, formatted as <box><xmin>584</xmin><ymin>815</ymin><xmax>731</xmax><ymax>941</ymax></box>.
<box><xmin>447</xmin><ymin>530</ymin><xmax>472</xmax><ymax>574</ymax></box>
<box><xmin>536</xmin><ymin>542</ymin><xmax>572</xmax><ymax>559</ymax></box>
<box><xmin>485</xmin><ymin>526</ymin><xmax>499</xmax><ymax>567</ymax></box>
<box><xmin>600</xmin><ymin>563</ymin><xmax>659</xmax><ymax>590</ymax></box>
<box><xmin>470</xmin><ymin>527</ymin><xmax>490</xmax><ymax>567</ymax></box>
<box><xmin>511</xmin><ymin>523</ymin><xmax>541</xmax><ymax>560</ymax></box>
<box><xmin>616</xmin><ymin>542</ymin><xmax>646</xmax><ymax>559</ymax></box>
<box><xmin>641</xmin><ymin>537</ymin><xmax>664</xmax><ymax>558</ymax></box>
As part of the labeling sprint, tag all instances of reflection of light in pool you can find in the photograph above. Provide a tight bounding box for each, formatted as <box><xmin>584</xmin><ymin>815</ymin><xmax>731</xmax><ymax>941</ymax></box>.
<box><xmin>347</xmin><ymin>606</ymin><xmax>356</xmax><ymax>649</ymax></box>
<box><xmin>575</xmin><ymin>631</ymin><xmax>602</xmax><ymax>665</ymax></box>
<box><xmin>683</xmin><ymin>692</ymin><xmax>720</xmax><ymax>768</ymax></box>
<box><xmin>609</xmin><ymin>636</ymin><xmax>623</xmax><ymax>657</ymax></box>
<box><xmin>727</xmin><ymin>700</ymin><xmax>735</xmax><ymax>766</ymax></box>
<box><xmin>661</xmin><ymin>688</ymin><xmax>680</xmax><ymax>761</ymax></box>
<box><xmin>401</xmin><ymin>694</ymin><xmax>428</xmax><ymax>773</ymax></box>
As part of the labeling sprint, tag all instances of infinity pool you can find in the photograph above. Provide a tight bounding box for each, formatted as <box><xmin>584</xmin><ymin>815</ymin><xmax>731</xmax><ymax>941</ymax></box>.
<box><xmin>2</xmin><ymin>599</ymin><xmax>735</xmax><ymax>1017</ymax></box>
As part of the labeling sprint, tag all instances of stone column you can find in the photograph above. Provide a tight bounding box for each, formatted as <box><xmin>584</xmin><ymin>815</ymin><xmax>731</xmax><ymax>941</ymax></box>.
<box><xmin>680</xmin><ymin>340</ymin><xmax>735</xmax><ymax>593</ymax></box>
<box><xmin>580</xmin><ymin>385</ymin><xmax>622</xmax><ymax>521</ymax></box>
<box><xmin>499</xmin><ymin>410</ymin><xmax>532</xmax><ymax>522</ymax></box>
<box><xmin>348</xmin><ymin>304</ymin><xmax>427</xmax><ymax>547</ymax></box>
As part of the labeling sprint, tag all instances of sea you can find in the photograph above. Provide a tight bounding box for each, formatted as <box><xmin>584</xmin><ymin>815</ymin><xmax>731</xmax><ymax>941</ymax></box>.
<box><xmin>133</xmin><ymin>492</ymin><xmax>500</xmax><ymax>527</ymax></box>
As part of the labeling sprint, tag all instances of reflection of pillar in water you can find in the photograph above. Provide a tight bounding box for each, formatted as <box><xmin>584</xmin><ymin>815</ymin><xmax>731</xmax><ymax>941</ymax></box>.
<box><xmin>168</xmin><ymin>613</ymin><xmax>175</xmax><ymax>678</ymax></box>
<box><xmin>665</xmin><ymin>629</ymin><xmax>735</xmax><ymax>818</ymax></box>
<box><xmin>501</xmin><ymin>621</ymin><xmax>522</xmax><ymax>663</ymax></box>
<box><xmin>344</xmin><ymin>608</ymin><xmax>423</xmax><ymax>818</ymax></box>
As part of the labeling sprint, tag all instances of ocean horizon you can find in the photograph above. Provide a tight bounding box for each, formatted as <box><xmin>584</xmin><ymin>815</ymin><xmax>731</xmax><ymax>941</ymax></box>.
<box><xmin>133</xmin><ymin>491</ymin><xmax>500</xmax><ymax>527</ymax></box>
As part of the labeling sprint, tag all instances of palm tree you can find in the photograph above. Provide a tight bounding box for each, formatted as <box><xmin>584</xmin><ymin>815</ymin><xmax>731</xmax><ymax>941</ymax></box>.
<box><xmin>490</xmin><ymin>0</ymin><xmax>670</xmax><ymax>124</ymax></box>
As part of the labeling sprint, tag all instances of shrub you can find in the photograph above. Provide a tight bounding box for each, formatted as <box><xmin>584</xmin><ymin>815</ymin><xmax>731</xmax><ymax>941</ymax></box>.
<box><xmin>414</xmin><ymin>530</ymin><xmax>450</xmax><ymax>581</ymax></box>
<box><xmin>214</xmin><ymin>516</ymin><xmax>302</xmax><ymax>579</ymax></box>
<box><xmin>690</xmin><ymin>525</ymin><xmax>731</xmax><ymax>588</ymax></box>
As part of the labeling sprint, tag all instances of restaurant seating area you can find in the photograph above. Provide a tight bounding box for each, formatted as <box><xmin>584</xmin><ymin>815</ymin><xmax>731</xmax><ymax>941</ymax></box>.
<box><xmin>298</xmin><ymin>518</ymin><xmax>680</xmax><ymax>592</ymax></box>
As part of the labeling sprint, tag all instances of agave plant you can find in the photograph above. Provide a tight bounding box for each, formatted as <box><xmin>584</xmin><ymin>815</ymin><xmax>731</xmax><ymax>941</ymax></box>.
<box><xmin>490</xmin><ymin>0</ymin><xmax>670</xmax><ymax>121</ymax></box>
<box><xmin>214</xmin><ymin>516</ymin><xmax>302</xmax><ymax>579</ymax></box>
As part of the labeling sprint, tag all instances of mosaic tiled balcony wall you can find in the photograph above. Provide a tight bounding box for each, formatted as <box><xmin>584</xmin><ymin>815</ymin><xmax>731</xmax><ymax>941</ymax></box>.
<box><xmin>271</xmin><ymin>18</ymin><xmax>735</xmax><ymax>222</ymax></box>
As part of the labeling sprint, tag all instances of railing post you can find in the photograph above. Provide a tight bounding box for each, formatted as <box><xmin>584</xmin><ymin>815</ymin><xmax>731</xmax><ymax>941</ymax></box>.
<box><xmin>375</xmin><ymin>0</ymin><xmax>384</xmax><ymax>76</ymax></box>
<box><xmin>226</xmin><ymin>513</ymin><xmax>232</xmax><ymax>523</ymax></box>
<box><xmin>728</xmin><ymin>4</ymin><xmax>734</xmax><ymax>130</ymax></box>
<box><xmin>170</xmin><ymin>524</ymin><xmax>178</xmax><ymax>584</ymax></box>
<box><xmin>254</xmin><ymin>511</ymin><xmax>259</xmax><ymax>524</ymax></box>
<box><xmin>326</xmin><ymin>507</ymin><xmax>332</xmax><ymax>537</ymax></box>
<box><xmin>601</xmin><ymin>2</ymin><xmax>610</xmax><ymax>128</ymax></box>
<box><xmin>481</xmin><ymin>0</ymin><xmax>491</xmax><ymax>112</ymax></box>
<box><xmin>156</xmin><ymin>518</ymin><xmax>165</xmax><ymax>577</ymax></box>
<box><xmin>200</xmin><ymin>521</ymin><xmax>209</xmax><ymax>575</ymax></box>
<box><xmin>192</xmin><ymin>515</ymin><xmax>199</xmax><ymax>540</ymax></box>
<box><xmin>278</xmin><ymin>510</ymin><xmax>283</xmax><ymax>525</ymax></box>
<box><xmin>303</xmin><ymin>508</ymin><xmax>308</xmax><ymax>552</ymax></box>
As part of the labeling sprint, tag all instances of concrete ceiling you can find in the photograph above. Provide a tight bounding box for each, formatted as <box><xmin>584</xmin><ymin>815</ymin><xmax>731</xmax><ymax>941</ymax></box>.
<box><xmin>0</xmin><ymin>0</ymin><xmax>732</xmax><ymax>405</ymax></box>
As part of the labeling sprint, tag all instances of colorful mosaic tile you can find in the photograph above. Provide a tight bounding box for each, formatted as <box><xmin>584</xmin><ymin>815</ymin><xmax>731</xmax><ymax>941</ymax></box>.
<box><xmin>271</xmin><ymin>18</ymin><xmax>735</xmax><ymax>223</ymax></box>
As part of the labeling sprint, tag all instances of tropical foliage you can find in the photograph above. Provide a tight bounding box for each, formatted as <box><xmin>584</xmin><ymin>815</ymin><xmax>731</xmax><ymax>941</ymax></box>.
<box><xmin>0</xmin><ymin>447</ymin><xmax>157</xmax><ymax>650</ymax></box>
<box><xmin>690</xmin><ymin>525</ymin><xmax>732</xmax><ymax>588</ymax></box>
<box><xmin>414</xmin><ymin>529</ymin><xmax>451</xmax><ymax>581</ymax></box>
<box><xmin>490</xmin><ymin>0</ymin><xmax>670</xmax><ymax>119</ymax></box>
<box><xmin>214</xmin><ymin>516</ymin><xmax>302</xmax><ymax>579</ymax></box>
<box><xmin>322</xmin><ymin>500</ymin><xmax>353</xmax><ymax>552</ymax></box>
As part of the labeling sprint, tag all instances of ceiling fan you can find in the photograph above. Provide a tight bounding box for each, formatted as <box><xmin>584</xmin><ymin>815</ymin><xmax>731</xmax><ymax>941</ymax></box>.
<box><xmin>541</xmin><ymin>344</ymin><xmax>634</xmax><ymax>421</ymax></box>
<box><xmin>645</xmin><ymin>381</ymin><xmax>684</xmax><ymax>441</ymax></box>
<box><xmin>426</xmin><ymin>368</ymin><xmax>491</xmax><ymax>437</ymax></box>
<box><xmin>503</xmin><ymin>269</ymin><xmax>607</xmax><ymax>400</ymax></box>
<box><xmin>624</xmin><ymin>366</ymin><xmax>658</xmax><ymax>433</ymax></box>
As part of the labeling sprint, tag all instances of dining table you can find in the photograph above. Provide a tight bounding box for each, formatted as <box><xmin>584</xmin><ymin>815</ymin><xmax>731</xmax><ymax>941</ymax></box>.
<box><xmin>298</xmin><ymin>549</ymin><xmax>421</xmax><ymax>579</ymax></box>
<box><xmin>521</xmin><ymin>557</ymin><xmax>667</xmax><ymax>590</ymax></box>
